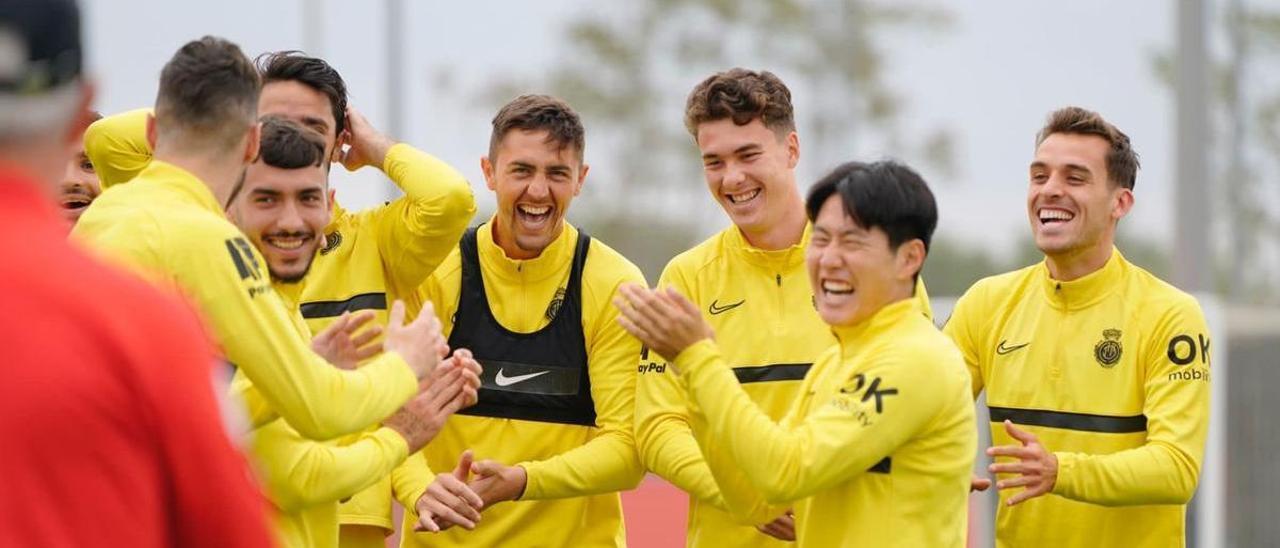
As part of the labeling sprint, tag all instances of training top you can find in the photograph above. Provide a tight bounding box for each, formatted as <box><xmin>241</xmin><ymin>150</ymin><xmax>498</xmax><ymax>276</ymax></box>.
<box><xmin>72</xmin><ymin>160</ymin><xmax>418</xmax><ymax>440</ymax></box>
<box><xmin>635</xmin><ymin>224</ymin><xmax>932</xmax><ymax>547</ymax></box>
<box><xmin>945</xmin><ymin>250</ymin><xmax>1211</xmax><ymax>548</ymax></box>
<box><xmin>391</xmin><ymin>220</ymin><xmax>646</xmax><ymax>547</ymax></box>
<box><xmin>679</xmin><ymin>298</ymin><xmax>974</xmax><ymax>547</ymax></box>
<box><xmin>82</xmin><ymin>106</ymin><xmax>476</xmax><ymax>538</ymax></box>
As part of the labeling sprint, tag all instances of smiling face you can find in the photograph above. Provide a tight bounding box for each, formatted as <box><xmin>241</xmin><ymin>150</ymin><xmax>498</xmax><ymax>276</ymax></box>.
<box><xmin>228</xmin><ymin>161</ymin><xmax>331</xmax><ymax>283</ymax></box>
<box><xmin>807</xmin><ymin>194</ymin><xmax>920</xmax><ymax>327</ymax></box>
<box><xmin>1027</xmin><ymin>132</ymin><xmax>1133</xmax><ymax>261</ymax></box>
<box><xmin>483</xmin><ymin>129</ymin><xmax>586</xmax><ymax>260</ymax></box>
<box><xmin>696</xmin><ymin>117</ymin><xmax>800</xmax><ymax>238</ymax></box>
<box><xmin>58</xmin><ymin>138</ymin><xmax>99</xmax><ymax>224</ymax></box>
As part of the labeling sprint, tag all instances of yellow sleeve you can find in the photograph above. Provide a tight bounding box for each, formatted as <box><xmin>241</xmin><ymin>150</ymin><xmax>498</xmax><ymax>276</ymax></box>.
<box><xmin>633</xmin><ymin>265</ymin><xmax>741</xmax><ymax>516</ymax></box>
<box><xmin>179</xmin><ymin>232</ymin><xmax>418</xmax><ymax>440</ymax></box>
<box><xmin>679</xmin><ymin>338</ymin><xmax>949</xmax><ymax>505</ymax></box>
<box><xmin>942</xmin><ymin>283</ymin><xmax>987</xmax><ymax>398</ymax></box>
<box><xmin>372</xmin><ymin>144</ymin><xmax>476</xmax><ymax>294</ymax></box>
<box><xmin>83</xmin><ymin>108</ymin><xmax>152</xmax><ymax>189</ymax></box>
<box><xmin>390</xmin><ymin>451</ymin><xmax>437</xmax><ymax>510</ymax></box>
<box><xmin>518</xmin><ymin>270</ymin><xmax>647</xmax><ymax>499</ymax></box>
<box><xmin>1052</xmin><ymin>296</ymin><xmax>1211</xmax><ymax>505</ymax></box>
<box><xmin>229</xmin><ymin>368</ymin><xmax>274</xmax><ymax>428</ymax></box>
<box><xmin>254</xmin><ymin>420</ymin><xmax>409</xmax><ymax>512</ymax></box>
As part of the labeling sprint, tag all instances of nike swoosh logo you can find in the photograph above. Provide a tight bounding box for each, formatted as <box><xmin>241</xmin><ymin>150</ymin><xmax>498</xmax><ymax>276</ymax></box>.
<box><xmin>708</xmin><ymin>299</ymin><xmax>745</xmax><ymax>315</ymax></box>
<box><xmin>996</xmin><ymin>340</ymin><xmax>1030</xmax><ymax>355</ymax></box>
<box><xmin>494</xmin><ymin>369</ymin><xmax>551</xmax><ymax>387</ymax></box>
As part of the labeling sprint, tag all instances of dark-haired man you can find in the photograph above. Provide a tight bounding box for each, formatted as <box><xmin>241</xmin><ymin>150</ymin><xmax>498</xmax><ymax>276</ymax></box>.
<box><xmin>634</xmin><ymin>68</ymin><xmax>930</xmax><ymax>546</ymax></box>
<box><xmin>73</xmin><ymin>37</ymin><xmax>446</xmax><ymax>440</ymax></box>
<box><xmin>391</xmin><ymin>94</ymin><xmax>647</xmax><ymax>547</ymax></box>
<box><xmin>945</xmin><ymin>107</ymin><xmax>1211</xmax><ymax>547</ymax></box>
<box><xmin>618</xmin><ymin>160</ymin><xmax>974</xmax><ymax>547</ymax></box>
<box><xmin>82</xmin><ymin>51</ymin><xmax>476</xmax><ymax>546</ymax></box>
<box><xmin>228</xmin><ymin>117</ymin><xmax>479</xmax><ymax>548</ymax></box>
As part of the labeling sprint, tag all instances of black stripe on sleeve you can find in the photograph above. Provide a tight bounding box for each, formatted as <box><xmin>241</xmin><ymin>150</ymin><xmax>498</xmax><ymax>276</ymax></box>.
<box><xmin>988</xmin><ymin>406</ymin><xmax>1147</xmax><ymax>434</ymax></box>
<box><xmin>731</xmin><ymin>363</ymin><xmax>812</xmax><ymax>384</ymax></box>
<box><xmin>299</xmin><ymin>292</ymin><xmax>388</xmax><ymax>319</ymax></box>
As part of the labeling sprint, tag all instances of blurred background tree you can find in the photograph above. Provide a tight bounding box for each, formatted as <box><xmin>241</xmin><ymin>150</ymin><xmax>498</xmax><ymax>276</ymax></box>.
<box><xmin>457</xmin><ymin>0</ymin><xmax>958</xmax><ymax>280</ymax></box>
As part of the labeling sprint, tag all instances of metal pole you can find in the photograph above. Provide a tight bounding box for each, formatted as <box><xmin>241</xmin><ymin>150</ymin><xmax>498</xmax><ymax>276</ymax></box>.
<box><xmin>301</xmin><ymin>0</ymin><xmax>325</xmax><ymax>57</ymax></box>
<box><xmin>385</xmin><ymin>0</ymin><xmax>405</xmax><ymax>201</ymax></box>
<box><xmin>1174</xmin><ymin>0</ymin><xmax>1212</xmax><ymax>293</ymax></box>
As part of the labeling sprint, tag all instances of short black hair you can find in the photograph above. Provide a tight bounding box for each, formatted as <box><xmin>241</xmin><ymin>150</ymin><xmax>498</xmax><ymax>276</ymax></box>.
<box><xmin>255</xmin><ymin>51</ymin><xmax>348</xmax><ymax>137</ymax></box>
<box><xmin>155</xmin><ymin>36</ymin><xmax>260</xmax><ymax>151</ymax></box>
<box><xmin>258</xmin><ymin>115</ymin><xmax>326</xmax><ymax>170</ymax></box>
<box><xmin>805</xmin><ymin>160</ymin><xmax>938</xmax><ymax>253</ymax></box>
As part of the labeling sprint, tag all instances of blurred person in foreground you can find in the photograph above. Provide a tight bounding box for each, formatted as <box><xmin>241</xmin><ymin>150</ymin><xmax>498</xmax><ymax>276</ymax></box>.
<box><xmin>0</xmin><ymin>1</ymin><xmax>271</xmax><ymax>546</ymax></box>
<box><xmin>946</xmin><ymin>106</ymin><xmax>1211</xmax><ymax>547</ymax></box>
<box><xmin>633</xmin><ymin>67</ymin><xmax>931</xmax><ymax>546</ymax></box>
<box><xmin>617</xmin><ymin>161</ymin><xmax>975</xmax><ymax>547</ymax></box>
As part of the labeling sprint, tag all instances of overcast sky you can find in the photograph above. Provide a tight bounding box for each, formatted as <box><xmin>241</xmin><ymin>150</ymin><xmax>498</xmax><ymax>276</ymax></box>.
<box><xmin>82</xmin><ymin>0</ymin><xmax>1209</xmax><ymax>259</ymax></box>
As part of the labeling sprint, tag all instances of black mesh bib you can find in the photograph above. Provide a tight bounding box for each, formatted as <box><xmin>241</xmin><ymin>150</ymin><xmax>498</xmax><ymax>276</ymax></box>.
<box><xmin>448</xmin><ymin>227</ymin><xmax>596</xmax><ymax>426</ymax></box>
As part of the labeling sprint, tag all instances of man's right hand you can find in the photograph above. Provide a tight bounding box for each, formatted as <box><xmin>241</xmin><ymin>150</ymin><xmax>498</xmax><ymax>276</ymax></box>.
<box><xmin>415</xmin><ymin>450</ymin><xmax>485</xmax><ymax>532</ymax></box>
<box><xmin>383</xmin><ymin>300</ymin><xmax>449</xmax><ymax>379</ymax></box>
<box><xmin>381</xmin><ymin>350</ymin><xmax>481</xmax><ymax>452</ymax></box>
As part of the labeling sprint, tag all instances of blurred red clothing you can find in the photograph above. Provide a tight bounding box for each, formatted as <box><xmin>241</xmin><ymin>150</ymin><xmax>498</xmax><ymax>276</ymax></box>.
<box><xmin>0</xmin><ymin>171</ymin><xmax>272</xmax><ymax>548</ymax></box>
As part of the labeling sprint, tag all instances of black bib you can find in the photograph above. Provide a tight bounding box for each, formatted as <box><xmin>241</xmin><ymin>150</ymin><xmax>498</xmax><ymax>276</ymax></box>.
<box><xmin>447</xmin><ymin>227</ymin><xmax>596</xmax><ymax>426</ymax></box>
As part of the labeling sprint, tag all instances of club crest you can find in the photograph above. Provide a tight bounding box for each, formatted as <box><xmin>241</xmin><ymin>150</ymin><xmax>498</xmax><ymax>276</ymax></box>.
<box><xmin>1094</xmin><ymin>328</ymin><xmax>1123</xmax><ymax>368</ymax></box>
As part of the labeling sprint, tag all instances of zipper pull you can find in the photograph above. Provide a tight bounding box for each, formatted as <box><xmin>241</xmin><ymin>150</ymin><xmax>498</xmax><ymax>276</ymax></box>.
<box><xmin>776</xmin><ymin>274</ymin><xmax>782</xmax><ymax>286</ymax></box>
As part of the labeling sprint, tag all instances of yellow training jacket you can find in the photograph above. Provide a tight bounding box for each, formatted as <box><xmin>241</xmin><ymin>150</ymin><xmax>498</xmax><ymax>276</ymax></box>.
<box><xmin>82</xmin><ymin>107</ymin><xmax>476</xmax><ymax>543</ymax></box>
<box><xmin>72</xmin><ymin>160</ymin><xmax>417</xmax><ymax>440</ymax></box>
<box><xmin>945</xmin><ymin>250</ymin><xmax>1211</xmax><ymax>548</ymax></box>
<box><xmin>392</xmin><ymin>220</ymin><xmax>646</xmax><ymax>547</ymax></box>
<box><xmin>244</xmin><ymin>283</ymin><xmax>412</xmax><ymax>548</ymax></box>
<box><xmin>635</xmin><ymin>224</ymin><xmax>932</xmax><ymax>547</ymax></box>
<box><xmin>296</xmin><ymin>144</ymin><xmax>473</xmax><ymax>540</ymax></box>
<box><xmin>677</xmin><ymin>298</ymin><xmax>974</xmax><ymax>547</ymax></box>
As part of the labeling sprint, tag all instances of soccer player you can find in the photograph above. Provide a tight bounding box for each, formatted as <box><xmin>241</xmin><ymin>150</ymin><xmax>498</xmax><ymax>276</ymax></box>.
<box><xmin>635</xmin><ymin>67</ymin><xmax>931</xmax><ymax>546</ymax></box>
<box><xmin>0</xmin><ymin>1</ymin><xmax>270</xmax><ymax>546</ymax></box>
<box><xmin>945</xmin><ymin>107</ymin><xmax>1211</xmax><ymax>547</ymax></box>
<box><xmin>81</xmin><ymin>51</ymin><xmax>477</xmax><ymax>547</ymax></box>
<box><xmin>57</xmin><ymin>110</ymin><xmax>101</xmax><ymax>225</ymax></box>
<box><xmin>617</xmin><ymin>161</ymin><xmax>975</xmax><ymax>547</ymax></box>
<box><xmin>253</xmin><ymin>53</ymin><xmax>476</xmax><ymax>547</ymax></box>
<box><xmin>227</xmin><ymin>116</ymin><xmax>481</xmax><ymax>548</ymax></box>
<box><xmin>391</xmin><ymin>95</ymin><xmax>647</xmax><ymax>546</ymax></box>
<box><xmin>73</xmin><ymin>36</ymin><xmax>444</xmax><ymax>440</ymax></box>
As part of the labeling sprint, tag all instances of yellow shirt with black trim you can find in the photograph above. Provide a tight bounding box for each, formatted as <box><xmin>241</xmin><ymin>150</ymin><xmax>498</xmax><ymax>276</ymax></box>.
<box><xmin>245</xmin><ymin>283</ymin><xmax>412</xmax><ymax>548</ymax></box>
<box><xmin>944</xmin><ymin>249</ymin><xmax>1210</xmax><ymax>548</ymax></box>
<box><xmin>635</xmin><ymin>224</ymin><xmax>932</xmax><ymax>547</ymax></box>
<box><xmin>390</xmin><ymin>220</ymin><xmax>646</xmax><ymax>548</ymax></box>
<box><xmin>294</xmin><ymin>144</ymin><xmax>474</xmax><ymax>541</ymax></box>
<box><xmin>676</xmin><ymin>298</ymin><xmax>974</xmax><ymax>547</ymax></box>
<box><xmin>82</xmin><ymin>108</ymin><xmax>477</xmax><ymax>542</ymax></box>
<box><xmin>72</xmin><ymin>160</ymin><xmax>418</xmax><ymax>440</ymax></box>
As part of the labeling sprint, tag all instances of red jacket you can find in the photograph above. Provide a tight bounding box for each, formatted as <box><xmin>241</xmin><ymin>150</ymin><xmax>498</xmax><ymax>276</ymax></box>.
<box><xmin>0</xmin><ymin>172</ymin><xmax>272</xmax><ymax>548</ymax></box>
